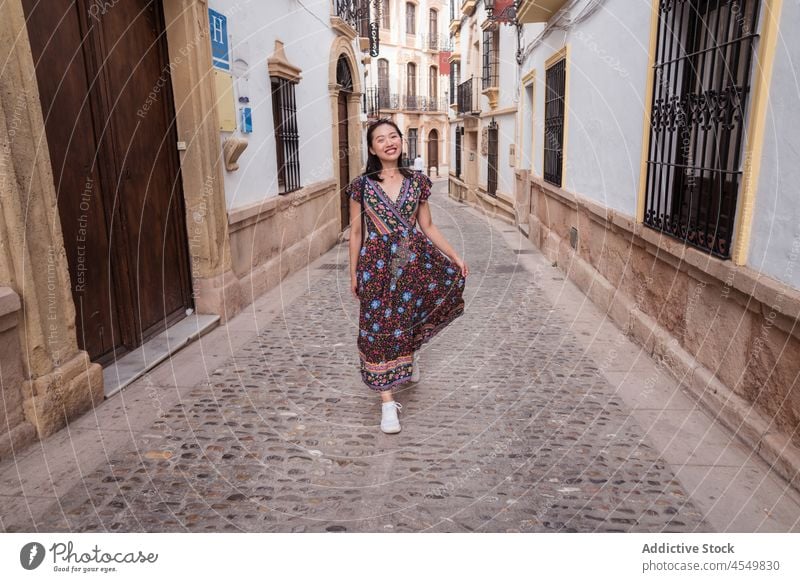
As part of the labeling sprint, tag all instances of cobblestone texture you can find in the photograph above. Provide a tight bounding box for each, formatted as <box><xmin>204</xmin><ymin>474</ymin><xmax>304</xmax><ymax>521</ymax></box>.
<box><xmin>9</xmin><ymin>182</ymin><xmax>708</xmax><ymax>532</ymax></box>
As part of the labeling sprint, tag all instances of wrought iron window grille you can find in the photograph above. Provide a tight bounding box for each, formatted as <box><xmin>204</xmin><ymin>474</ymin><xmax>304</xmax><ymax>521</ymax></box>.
<box><xmin>643</xmin><ymin>0</ymin><xmax>762</xmax><ymax>259</ymax></box>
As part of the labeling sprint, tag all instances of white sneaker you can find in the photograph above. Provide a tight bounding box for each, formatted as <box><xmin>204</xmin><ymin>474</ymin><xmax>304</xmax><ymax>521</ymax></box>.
<box><xmin>410</xmin><ymin>351</ymin><xmax>420</xmax><ymax>383</ymax></box>
<box><xmin>380</xmin><ymin>401</ymin><xmax>402</xmax><ymax>434</ymax></box>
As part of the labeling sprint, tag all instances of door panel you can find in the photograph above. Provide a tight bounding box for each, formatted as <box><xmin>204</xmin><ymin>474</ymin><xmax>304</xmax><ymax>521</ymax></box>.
<box><xmin>23</xmin><ymin>0</ymin><xmax>193</xmax><ymax>363</ymax></box>
<box><xmin>96</xmin><ymin>0</ymin><xmax>192</xmax><ymax>340</ymax></box>
<box><xmin>22</xmin><ymin>0</ymin><xmax>123</xmax><ymax>359</ymax></box>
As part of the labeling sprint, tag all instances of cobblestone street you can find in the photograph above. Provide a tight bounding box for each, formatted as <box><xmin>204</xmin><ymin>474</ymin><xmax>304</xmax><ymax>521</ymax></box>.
<box><xmin>2</xmin><ymin>179</ymin><xmax>799</xmax><ymax>533</ymax></box>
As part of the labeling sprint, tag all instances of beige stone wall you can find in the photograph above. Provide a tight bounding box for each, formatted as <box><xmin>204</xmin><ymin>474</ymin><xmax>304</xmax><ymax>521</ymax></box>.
<box><xmin>227</xmin><ymin>180</ymin><xmax>341</xmax><ymax>305</ymax></box>
<box><xmin>524</xmin><ymin>176</ymin><xmax>800</xmax><ymax>488</ymax></box>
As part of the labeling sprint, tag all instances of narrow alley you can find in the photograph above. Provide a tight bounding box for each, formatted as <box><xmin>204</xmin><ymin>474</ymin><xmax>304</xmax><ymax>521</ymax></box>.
<box><xmin>2</xmin><ymin>179</ymin><xmax>798</xmax><ymax>533</ymax></box>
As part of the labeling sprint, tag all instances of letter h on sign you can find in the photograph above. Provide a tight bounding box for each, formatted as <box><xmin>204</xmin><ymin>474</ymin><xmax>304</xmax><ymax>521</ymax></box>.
<box><xmin>208</xmin><ymin>8</ymin><xmax>230</xmax><ymax>71</ymax></box>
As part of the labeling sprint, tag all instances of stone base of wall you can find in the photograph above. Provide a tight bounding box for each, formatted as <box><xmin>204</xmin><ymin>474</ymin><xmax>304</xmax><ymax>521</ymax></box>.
<box><xmin>21</xmin><ymin>351</ymin><xmax>103</xmax><ymax>440</ymax></box>
<box><xmin>0</xmin><ymin>288</ymin><xmax>36</xmax><ymax>461</ymax></box>
<box><xmin>448</xmin><ymin>176</ymin><xmax>517</xmax><ymax>225</ymax></box>
<box><xmin>526</xmin><ymin>176</ymin><xmax>800</xmax><ymax>491</ymax></box>
<box><xmin>228</xmin><ymin>179</ymin><xmax>341</xmax><ymax>306</ymax></box>
<box><xmin>448</xmin><ymin>176</ymin><xmax>468</xmax><ymax>202</ymax></box>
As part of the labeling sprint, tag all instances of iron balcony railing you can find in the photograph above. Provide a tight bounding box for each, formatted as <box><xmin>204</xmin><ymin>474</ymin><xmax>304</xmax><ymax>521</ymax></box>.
<box><xmin>402</xmin><ymin>94</ymin><xmax>449</xmax><ymax>112</ymax></box>
<box><xmin>457</xmin><ymin>77</ymin><xmax>480</xmax><ymax>115</ymax></box>
<box><xmin>363</xmin><ymin>87</ymin><xmax>393</xmax><ymax>118</ymax></box>
<box><xmin>420</xmin><ymin>33</ymin><xmax>455</xmax><ymax>52</ymax></box>
<box><xmin>364</xmin><ymin>90</ymin><xmax>450</xmax><ymax>114</ymax></box>
<box><xmin>334</xmin><ymin>0</ymin><xmax>370</xmax><ymax>37</ymax></box>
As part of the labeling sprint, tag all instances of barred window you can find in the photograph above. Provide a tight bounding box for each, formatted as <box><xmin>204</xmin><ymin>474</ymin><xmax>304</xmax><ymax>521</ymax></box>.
<box><xmin>455</xmin><ymin>126</ymin><xmax>463</xmax><ymax>178</ymax></box>
<box><xmin>644</xmin><ymin>0</ymin><xmax>761</xmax><ymax>258</ymax></box>
<box><xmin>406</xmin><ymin>2</ymin><xmax>415</xmax><ymax>34</ymax></box>
<box><xmin>544</xmin><ymin>57</ymin><xmax>565</xmax><ymax>187</ymax></box>
<box><xmin>487</xmin><ymin>120</ymin><xmax>498</xmax><ymax>196</ymax></box>
<box><xmin>270</xmin><ymin>77</ymin><xmax>301</xmax><ymax>194</ymax></box>
<box><xmin>482</xmin><ymin>29</ymin><xmax>498</xmax><ymax>89</ymax></box>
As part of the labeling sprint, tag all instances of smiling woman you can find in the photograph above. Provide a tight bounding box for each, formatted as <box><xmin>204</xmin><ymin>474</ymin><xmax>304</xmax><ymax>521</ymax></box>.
<box><xmin>346</xmin><ymin>118</ymin><xmax>469</xmax><ymax>434</ymax></box>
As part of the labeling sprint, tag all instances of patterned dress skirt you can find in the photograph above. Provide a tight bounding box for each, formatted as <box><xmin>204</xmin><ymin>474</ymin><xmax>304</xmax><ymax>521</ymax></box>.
<box><xmin>347</xmin><ymin>171</ymin><xmax>466</xmax><ymax>391</ymax></box>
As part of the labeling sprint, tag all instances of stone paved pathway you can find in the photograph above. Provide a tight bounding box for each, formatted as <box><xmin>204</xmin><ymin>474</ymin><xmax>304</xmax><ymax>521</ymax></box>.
<box><xmin>5</xmin><ymin>179</ymin><xmax>795</xmax><ymax>532</ymax></box>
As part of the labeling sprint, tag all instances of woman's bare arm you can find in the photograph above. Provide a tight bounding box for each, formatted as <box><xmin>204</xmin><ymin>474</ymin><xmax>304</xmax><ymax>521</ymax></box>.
<box><xmin>416</xmin><ymin>201</ymin><xmax>460</xmax><ymax>262</ymax></box>
<box><xmin>349</xmin><ymin>198</ymin><xmax>362</xmax><ymax>280</ymax></box>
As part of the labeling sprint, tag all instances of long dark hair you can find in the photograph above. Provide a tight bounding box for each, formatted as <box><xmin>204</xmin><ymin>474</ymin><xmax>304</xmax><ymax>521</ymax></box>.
<box><xmin>363</xmin><ymin>118</ymin><xmax>415</xmax><ymax>182</ymax></box>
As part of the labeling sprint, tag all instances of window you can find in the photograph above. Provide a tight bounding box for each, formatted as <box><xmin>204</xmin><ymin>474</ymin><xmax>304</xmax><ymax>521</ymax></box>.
<box><xmin>406</xmin><ymin>62</ymin><xmax>418</xmax><ymax>109</ymax></box>
<box><xmin>487</xmin><ymin>120</ymin><xmax>498</xmax><ymax>196</ymax></box>
<box><xmin>429</xmin><ymin>9</ymin><xmax>438</xmax><ymax>50</ymax></box>
<box><xmin>450</xmin><ymin>60</ymin><xmax>460</xmax><ymax>105</ymax></box>
<box><xmin>381</xmin><ymin>0</ymin><xmax>390</xmax><ymax>29</ymax></box>
<box><xmin>406</xmin><ymin>2</ymin><xmax>415</xmax><ymax>35</ymax></box>
<box><xmin>455</xmin><ymin>126</ymin><xmax>463</xmax><ymax>178</ymax></box>
<box><xmin>378</xmin><ymin>58</ymin><xmax>390</xmax><ymax>108</ymax></box>
<box><xmin>408</xmin><ymin>128</ymin><xmax>418</xmax><ymax>161</ymax></box>
<box><xmin>644</xmin><ymin>0</ymin><xmax>761</xmax><ymax>259</ymax></box>
<box><xmin>544</xmin><ymin>57</ymin><xmax>565</xmax><ymax>187</ymax></box>
<box><xmin>359</xmin><ymin>0</ymin><xmax>370</xmax><ymax>37</ymax></box>
<box><xmin>429</xmin><ymin>66</ymin><xmax>438</xmax><ymax>102</ymax></box>
<box><xmin>482</xmin><ymin>29</ymin><xmax>498</xmax><ymax>89</ymax></box>
<box><xmin>406</xmin><ymin>62</ymin><xmax>417</xmax><ymax>96</ymax></box>
<box><xmin>270</xmin><ymin>77</ymin><xmax>301</xmax><ymax>193</ymax></box>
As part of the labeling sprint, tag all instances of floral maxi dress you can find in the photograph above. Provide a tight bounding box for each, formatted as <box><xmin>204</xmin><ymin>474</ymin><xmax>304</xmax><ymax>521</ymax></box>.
<box><xmin>347</xmin><ymin>171</ymin><xmax>466</xmax><ymax>391</ymax></box>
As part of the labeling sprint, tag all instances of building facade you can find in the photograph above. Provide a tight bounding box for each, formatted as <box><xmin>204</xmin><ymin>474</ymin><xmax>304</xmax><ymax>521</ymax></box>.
<box><xmin>448</xmin><ymin>0</ymin><xmax>527</xmax><ymax>222</ymax></box>
<box><xmin>451</xmin><ymin>0</ymin><xmax>799</xmax><ymax>486</ymax></box>
<box><xmin>363</xmin><ymin>0</ymin><xmax>451</xmax><ymax>176</ymax></box>
<box><xmin>0</xmin><ymin>0</ymin><xmax>366</xmax><ymax>457</ymax></box>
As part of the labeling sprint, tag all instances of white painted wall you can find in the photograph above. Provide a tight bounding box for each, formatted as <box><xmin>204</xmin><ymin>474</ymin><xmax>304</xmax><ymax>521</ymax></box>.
<box><xmin>746</xmin><ymin>0</ymin><xmax>800</xmax><ymax>289</ymax></box>
<box><xmin>497</xmin><ymin>24</ymin><xmax>517</xmax><ymax>110</ymax></box>
<box><xmin>208</xmin><ymin>0</ymin><xmax>356</xmax><ymax>209</ymax></box>
<box><xmin>518</xmin><ymin>0</ymin><xmax>649</xmax><ymax>214</ymax></box>
<box><xmin>563</xmin><ymin>0</ymin><xmax>650</xmax><ymax>215</ymax></box>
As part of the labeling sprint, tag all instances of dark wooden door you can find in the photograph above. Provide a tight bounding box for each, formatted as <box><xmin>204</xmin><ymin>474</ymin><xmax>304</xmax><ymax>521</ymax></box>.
<box><xmin>337</xmin><ymin>91</ymin><xmax>351</xmax><ymax>230</ymax></box>
<box><xmin>23</xmin><ymin>0</ymin><xmax>193</xmax><ymax>364</ymax></box>
<box><xmin>428</xmin><ymin>129</ymin><xmax>439</xmax><ymax>174</ymax></box>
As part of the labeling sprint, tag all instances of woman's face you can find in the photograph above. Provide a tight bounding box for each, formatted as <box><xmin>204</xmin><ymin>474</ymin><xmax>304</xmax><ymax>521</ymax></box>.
<box><xmin>369</xmin><ymin>123</ymin><xmax>402</xmax><ymax>165</ymax></box>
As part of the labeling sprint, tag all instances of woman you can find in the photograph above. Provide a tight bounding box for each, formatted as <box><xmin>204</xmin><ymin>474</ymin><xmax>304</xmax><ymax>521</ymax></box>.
<box><xmin>347</xmin><ymin>119</ymin><xmax>469</xmax><ymax>434</ymax></box>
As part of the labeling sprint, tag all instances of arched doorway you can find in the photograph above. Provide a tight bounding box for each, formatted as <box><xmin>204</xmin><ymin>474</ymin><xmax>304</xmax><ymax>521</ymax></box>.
<box><xmin>336</xmin><ymin>54</ymin><xmax>354</xmax><ymax>229</ymax></box>
<box><xmin>427</xmin><ymin>129</ymin><xmax>439</xmax><ymax>177</ymax></box>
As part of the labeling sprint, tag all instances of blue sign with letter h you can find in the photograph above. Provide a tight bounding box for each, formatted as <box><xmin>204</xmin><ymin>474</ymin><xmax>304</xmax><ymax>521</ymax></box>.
<box><xmin>208</xmin><ymin>9</ymin><xmax>230</xmax><ymax>70</ymax></box>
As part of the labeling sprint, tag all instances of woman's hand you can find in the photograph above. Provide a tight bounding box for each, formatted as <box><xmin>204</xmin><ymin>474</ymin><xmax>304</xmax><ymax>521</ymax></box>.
<box><xmin>351</xmin><ymin>274</ymin><xmax>359</xmax><ymax>299</ymax></box>
<box><xmin>452</xmin><ymin>256</ymin><xmax>469</xmax><ymax>278</ymax></box>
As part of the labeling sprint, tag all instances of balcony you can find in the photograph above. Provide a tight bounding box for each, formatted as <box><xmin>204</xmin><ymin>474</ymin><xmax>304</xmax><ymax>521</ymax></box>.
<box><xmin>363</xmin><ymin>87</ymin><xmax>393</xmax><ymax>118</ymax></box>
<box><xmin>401</xmin><ymin>94</ymin><xmax>449</xmax><ymax>112</ymax></box>
<box><xmin>457</xmin><ymin>77</ymin><xmax>480</xmax><ymax>115</ymax></box>
<box><xmin>517</xmin><ymin>0</ymin><xmax>570</xmax><ymax>23</ymax></box>
<box><xmin>461</xmin><ymin>1</ymin><xmax>477</xmax><ymax>17</ymax></box>
<box><xmin>450</xmin><ymin>1</ymin><xmax>460</xmax><ymax>34</ymax></box>
<box><xmin>331</xmin><ymin>0</ymin><xmax>370</xmax><ymax>40</ymax></box>
<box><xmin>420</xmin><ymin>34</ymin><xmax>456</xmax><ymax>52</ymax></box>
